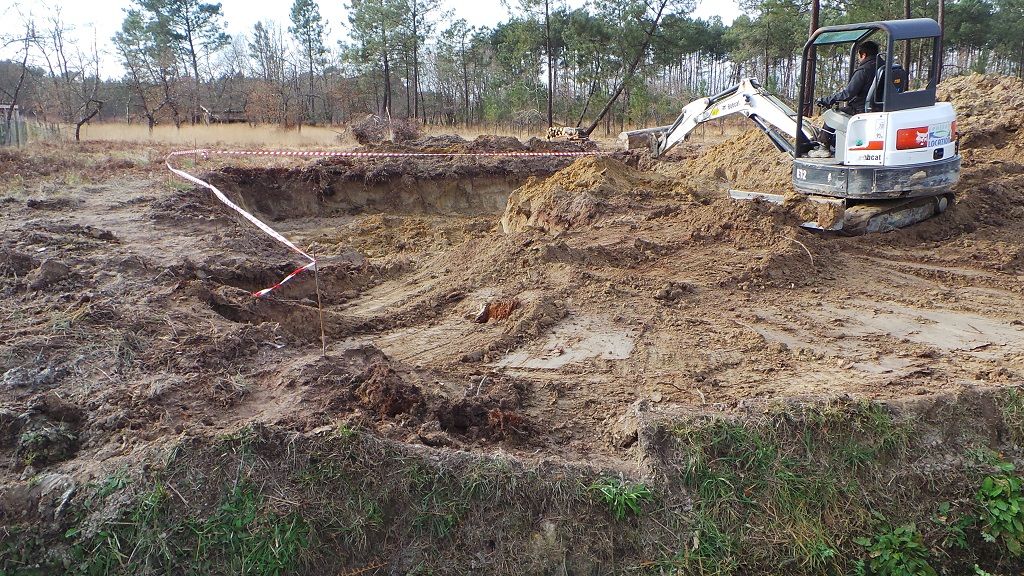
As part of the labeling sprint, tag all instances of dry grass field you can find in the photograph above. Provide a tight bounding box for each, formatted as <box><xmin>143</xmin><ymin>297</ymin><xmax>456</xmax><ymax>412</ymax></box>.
<box><xmin>67</xmin><ymin>117</ymin><xmax>746</xmax><ymax>149</ymax></box>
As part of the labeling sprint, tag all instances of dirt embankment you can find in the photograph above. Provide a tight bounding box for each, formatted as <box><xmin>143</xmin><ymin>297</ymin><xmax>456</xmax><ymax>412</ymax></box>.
<box><xmin>939</xmin><ymin>74</ymin><xmax>1024</xmax><ymax>152</ymax></box>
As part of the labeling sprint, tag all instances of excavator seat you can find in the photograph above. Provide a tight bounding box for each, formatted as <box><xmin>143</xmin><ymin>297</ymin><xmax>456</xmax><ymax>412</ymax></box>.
<box><xmin>817</xmin><ymin>108</ymin><xmax>853</xmax><ymax>160</ymax></box>
<box><xmin>866</xmin><ymin>53</ymin><xmax>908</xmax><ymax>112</ymax></box>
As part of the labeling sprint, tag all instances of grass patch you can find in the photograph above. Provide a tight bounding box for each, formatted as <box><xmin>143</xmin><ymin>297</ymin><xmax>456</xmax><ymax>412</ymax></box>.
<box><xmin>999</xmin><ymin>387</ymin><xmax>1024</xmax><ymax>444</ymax></box>
<box><xmin>188</xmin><ymin>483</ymin><xmax>309</xmax><ymax>575</ymax></box>
<box><xmin>9</xmin><ymin>395</ymin><xmax>1024</xmax><ymax>575</ymax></box>
<box><xmin>665</xmin><ymin>401</ymin><xmax>923</xmax><ymax>574</ymax></box>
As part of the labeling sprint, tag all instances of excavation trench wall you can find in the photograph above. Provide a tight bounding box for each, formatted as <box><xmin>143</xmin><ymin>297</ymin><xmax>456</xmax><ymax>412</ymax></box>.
<box><xmin>205</xmin><ymin>157</ymin><xmax>578</xmax><ymax>221</ymax></box>
<box><xmin>211</xmin><ymin>171</ymin><xmax>524</xmax><ymax>219</ymax></box>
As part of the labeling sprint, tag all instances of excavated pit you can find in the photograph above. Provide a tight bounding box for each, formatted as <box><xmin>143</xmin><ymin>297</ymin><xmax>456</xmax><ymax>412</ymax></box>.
<box><xmin>206</xmin><ymin>156</ymin><xmax>577</xmax><ymax>221</ymax></box>
<box><xmin>212</xmin><ymin>170</ymin><xmax>523</xmax><ymax>219</ymax></box>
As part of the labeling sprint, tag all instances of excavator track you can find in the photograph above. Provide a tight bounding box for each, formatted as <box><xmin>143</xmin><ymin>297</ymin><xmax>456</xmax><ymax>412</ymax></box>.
<box><xmin>727</xmin><ymin>190</ymin><xmax>953</xmax><ymax>234</ymax></box>
<box><xmin>839</xmin><ymin>193</ymin><xmax>953</xmax><ymax>234</ymax></box>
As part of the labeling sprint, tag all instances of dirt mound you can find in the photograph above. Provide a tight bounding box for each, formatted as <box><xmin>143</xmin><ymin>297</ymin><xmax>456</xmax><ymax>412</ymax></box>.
<box><xmin>501</xmin><ymin>156</ymin><xmax>661</xmax><ymax>234</ymax></box>
<box><xmin>938</xmin><ymin>74</ymin><xmax>1024</xmax><ymax>151</ymax></box>
<box><xmin>675</xmin><ymin>128</ymin><xmax>792</xmax><ymax>193</ymax></box>
<box><xmin>902</xmin><ymin>165</ymin><xmax>1024</xmax><ymax>249</ymax></box>
<box><xmin>354</xmin><ymin>362</ymin><xmax>423</xmax><ymax>417</ymax></box>
<box><xmin>465</xmin><ymin>134</ymin><xmax>529</xmax><ymax>152</ymax></box>
<box><xmin>524</xmin><ymin>136</ymin><xmax>598</xmax><ymax>152</ymax></box>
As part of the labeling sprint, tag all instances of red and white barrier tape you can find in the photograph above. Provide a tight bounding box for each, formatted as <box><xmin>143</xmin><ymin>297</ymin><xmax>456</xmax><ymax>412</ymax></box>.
<box><xmin>165</xmin><ymin>147</ymin><xmax>606</xmax><ymax>298</ymax></box>
<box><xmin>204</xmin><ymin>148</ymin><xmax>609</xmax><ymax>159</ymax></box>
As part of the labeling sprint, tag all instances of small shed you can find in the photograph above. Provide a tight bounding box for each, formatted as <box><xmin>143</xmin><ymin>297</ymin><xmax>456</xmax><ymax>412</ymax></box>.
<box><xmin>199</xmin><ymin>105</ymin><xmax>248</xmax><ymax>124</ymax></box>
<box><xmin>0</xmin><ymin>105</ymin><xmax>27</xmax><ymax>146</ymax></box>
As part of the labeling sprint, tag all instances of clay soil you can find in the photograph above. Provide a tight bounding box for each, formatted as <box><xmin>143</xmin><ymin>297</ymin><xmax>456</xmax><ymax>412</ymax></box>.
<box><xmin>2</xmin><ymin>77</ymin><xmax>1024</xmax><ymax>570</ymax></box>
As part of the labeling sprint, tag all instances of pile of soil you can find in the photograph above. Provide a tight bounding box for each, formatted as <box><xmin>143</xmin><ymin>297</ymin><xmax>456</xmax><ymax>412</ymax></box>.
<box><xmin>938</xmin><ymin>73</ymin><xmax>1024</xmax><ymax>152</ymax></box>
<box><xmin>675</xmin><ymin>128</ymin><xmax>793</xmax><ymax>193</ymax></box>
<box><xmin>501</xmin><ymin>156</ymin><xmax>668</xmax><ymax>234</ymax></box>
<box><xmin>501</xmin><ymin>154</ymin><xmax>806</xmax><ymax>250</ymax></box>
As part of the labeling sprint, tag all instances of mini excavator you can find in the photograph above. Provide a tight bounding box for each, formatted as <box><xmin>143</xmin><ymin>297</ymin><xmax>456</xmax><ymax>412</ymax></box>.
<box><xmin>622</xmin><ymin>18</ymin><xmax>959</xmax><ymax>234</ymax></box>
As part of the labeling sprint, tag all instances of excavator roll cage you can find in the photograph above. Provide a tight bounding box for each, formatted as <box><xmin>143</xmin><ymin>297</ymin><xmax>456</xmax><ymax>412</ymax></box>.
<box><xmin>795</xmin><ymin>18</ymin><xmax>943</xmax><ymax>156</ymax></box>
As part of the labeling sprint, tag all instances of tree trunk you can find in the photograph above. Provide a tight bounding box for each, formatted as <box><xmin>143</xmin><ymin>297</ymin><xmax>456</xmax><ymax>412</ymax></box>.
<box><xmin>576</xmin><ymin>76</ymin><xmax>598</xmax><ymax>127</ymax></box>
<box><xmin>404</xmin><ymin>52</ymin><xmax>411</xmax><ymax>116</ymax></box>
<box><xmin>74</xmin><ymin>100</ymin><xmax>103</xmax><ymax>142</ymax></box>
<box><xmin>582</xmin><ymin>0</ymin><xmax>668</xmax><ymax>137</ymax></box>
<box><xmin>1018</xmin><ymin>38</ymin><xmax>1023</xmax><ymax>78</ymax></box>
<box><xmin>186</xmin><ymin>26</ymin><xmax>201</xmax><ymax>125</ymax></box>
<box><xmin>937</xmin><ymin>0</ymin><xmax>945</xmax><ymax>78</ymax></box>
<box><xmin>461</xmin><ymin>38</ymin><xmax>470</xmax><ymax>128</ymax></box>
<box><xmin>412</xmin><ymin>0</ymin><xmax>425</xmax><ymax>124</ymax></box>
<box><xmin>802</xmin><ymin>0</ymin><xmax>820</xmax><ymax>116</ymax></box>
<box><xmin>4</xmin><ymin>33</ymin><xmax>31</xmax><ymax>141</ymax></box>
<box><xmin>381</xmin><ymin>26</ymin><xmax>392</xmax><ymax>115</ymax></box>
<box><xmin>902</xmin><ymin>0</ymin><xmax>912</xmax><ymax>69</ymax></box>
<box><xmin>545</xmin><ymin>0</ymin><xmax>553</xmax><ymax>128</ymax></box>
<box><xmin>308</xmin><ymin>41</ymin><xmax>316</xmax><ymax>122</ymax></box>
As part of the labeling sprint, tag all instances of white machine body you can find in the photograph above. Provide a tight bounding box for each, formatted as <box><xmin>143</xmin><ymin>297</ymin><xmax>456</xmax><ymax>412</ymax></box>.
<box><xmin>841</xmin><ymin>103</ymin><xmax>957</xmax><ymax>167</ymax></box>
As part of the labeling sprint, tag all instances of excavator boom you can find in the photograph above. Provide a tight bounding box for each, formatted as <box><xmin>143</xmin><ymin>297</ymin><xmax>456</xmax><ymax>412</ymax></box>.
<box><xmin>626</xmin><ymin>78</ymin><xmax>816</xmax><ymax>158</ymax></box>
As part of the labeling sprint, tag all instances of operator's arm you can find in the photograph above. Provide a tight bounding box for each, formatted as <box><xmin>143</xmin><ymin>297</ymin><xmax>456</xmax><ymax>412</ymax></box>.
<box><xmin>823</xmin><ymin>65</ymin><xmax>872</xmax><ymax>105</ymax></box>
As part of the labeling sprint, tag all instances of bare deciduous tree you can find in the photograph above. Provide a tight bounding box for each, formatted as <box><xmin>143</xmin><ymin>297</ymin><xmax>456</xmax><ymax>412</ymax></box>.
<box><xmin>37</xmin><ymin>14</ymin><xmax>105</xmax><ymax>141</ymax></box>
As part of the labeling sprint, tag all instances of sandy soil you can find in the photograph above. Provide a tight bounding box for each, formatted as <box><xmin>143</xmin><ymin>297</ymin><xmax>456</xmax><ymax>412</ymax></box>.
<box><xmin>1</xmin><ymin>76</ymin><xmax>1022</xmax><ymax>494</ymax></box>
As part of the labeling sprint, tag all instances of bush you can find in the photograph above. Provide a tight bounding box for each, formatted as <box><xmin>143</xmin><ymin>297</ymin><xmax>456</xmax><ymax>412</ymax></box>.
<box><xmin>350</xmin><ymin>114</ymin><xmax>387</xmax><ymax>145</ymax></box>
<box><xmin>976</xmin><ymin>462</ymin><xmax>1024</xmax><ymax>556</ymax></box>
<box><xmin>390</xmin><ymin>117</ymin><xmax>421</xmax><ymax>143</ymax></box>
<box><xmin>349</xmin><ymin>114</ymin><xmax>420</xmax><ymax>145</ymax></box>
<box><xmin>854</xmin><ymin>524</ymin><xmax>936</xmax><ymax>576</ymax></box>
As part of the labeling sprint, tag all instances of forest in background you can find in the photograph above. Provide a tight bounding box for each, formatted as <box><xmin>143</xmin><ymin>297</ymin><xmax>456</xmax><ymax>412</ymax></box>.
<box><xmin>1</xmin><ymin>0</ymin><xmax>1023</xmax><ymax>140</ymax></box>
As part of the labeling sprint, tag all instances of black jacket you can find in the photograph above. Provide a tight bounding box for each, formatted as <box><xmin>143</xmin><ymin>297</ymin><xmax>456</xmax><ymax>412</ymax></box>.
<box><xmin>828</xmin><ymin>58</ymin><xmax>878</xmax><ymax>114</ymax></box>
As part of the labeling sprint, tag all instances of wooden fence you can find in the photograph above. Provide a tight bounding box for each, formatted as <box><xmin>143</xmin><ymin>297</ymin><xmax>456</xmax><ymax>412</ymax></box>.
<box><xmin>1</xmin><ymin>105</ymin><xmax>28</xmax><ymax>146</ymax></box>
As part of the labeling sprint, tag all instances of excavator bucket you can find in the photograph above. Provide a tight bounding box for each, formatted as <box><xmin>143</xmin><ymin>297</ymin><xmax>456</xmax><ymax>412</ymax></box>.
<box><xmin>728</xmin><ymin>190</ymin><xmax>844</xmax><ymax>231</ymax></box>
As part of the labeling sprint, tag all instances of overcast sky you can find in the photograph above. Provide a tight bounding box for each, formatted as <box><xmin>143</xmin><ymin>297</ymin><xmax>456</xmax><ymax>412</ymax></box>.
<box><xmin>1</xmin><ymin>0</ymin><xmax>740</xmax><ymax>79</ymax></box>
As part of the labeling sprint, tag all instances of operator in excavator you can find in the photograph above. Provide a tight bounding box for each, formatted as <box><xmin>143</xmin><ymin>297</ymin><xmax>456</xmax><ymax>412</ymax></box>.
<box><xmin>811</xmin><ymin>40</ymin><xmax>880</xmax><ymax>157</ymax></box>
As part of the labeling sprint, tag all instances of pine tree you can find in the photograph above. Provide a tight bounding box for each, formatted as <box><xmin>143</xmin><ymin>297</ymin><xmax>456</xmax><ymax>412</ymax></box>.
<box><xmin>128</xmin><ymin>0</ymin><xmax>230</xmax><ymax>122</ymax></box>
<box><xmin>289</xmin><ymin>0</ymin><xmax>328</xmax><ymax>122</ymax></box>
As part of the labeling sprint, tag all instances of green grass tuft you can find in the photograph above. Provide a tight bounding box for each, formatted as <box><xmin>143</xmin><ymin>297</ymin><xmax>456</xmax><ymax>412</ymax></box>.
<box><xmin>587</xmin><ymin>477</ymin><xmax>653</xmax><ymax>520</ymax></box>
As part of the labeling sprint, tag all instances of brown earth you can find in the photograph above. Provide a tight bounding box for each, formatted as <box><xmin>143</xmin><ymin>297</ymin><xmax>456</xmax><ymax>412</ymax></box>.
<box><xmin>1</xmin><ymin>77</ymin><xmax>1023</xmax><ymax>556</ymax></box>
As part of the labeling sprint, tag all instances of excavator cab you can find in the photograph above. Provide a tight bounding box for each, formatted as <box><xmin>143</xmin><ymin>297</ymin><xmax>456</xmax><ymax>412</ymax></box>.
<box><xmin>794</xmin><ymin>19</ymin><xmax>958</xmax><ymax>194</ymax></box>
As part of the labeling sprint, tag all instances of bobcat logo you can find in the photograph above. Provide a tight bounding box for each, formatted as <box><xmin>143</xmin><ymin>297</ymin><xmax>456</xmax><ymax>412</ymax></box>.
<box><xmin>915</xmin><ymin>130</ymin><xmax>929</xmax><ymax>146</ymax></box>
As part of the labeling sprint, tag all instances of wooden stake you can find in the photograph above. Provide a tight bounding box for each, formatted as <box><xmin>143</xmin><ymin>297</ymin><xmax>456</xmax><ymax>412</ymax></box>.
<box><xmin>311</xmin><ymin>244</ymin><xmax>327</xmax><ymax>357</ymax></box>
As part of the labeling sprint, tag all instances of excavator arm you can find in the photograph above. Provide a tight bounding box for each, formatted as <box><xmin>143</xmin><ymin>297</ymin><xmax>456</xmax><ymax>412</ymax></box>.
<box><xmin>634</xmin><ymin>78</ymin><xmax>817</xmax><ymax>158</ymax></box>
